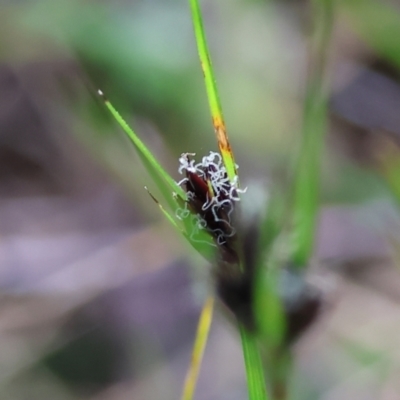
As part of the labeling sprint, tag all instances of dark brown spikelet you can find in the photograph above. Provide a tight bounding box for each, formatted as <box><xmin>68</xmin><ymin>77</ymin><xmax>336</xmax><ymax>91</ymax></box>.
<box><xmin>177</xmin><ymin>152</ymin><xmax>322</xmax><ymax>342</ymax></box>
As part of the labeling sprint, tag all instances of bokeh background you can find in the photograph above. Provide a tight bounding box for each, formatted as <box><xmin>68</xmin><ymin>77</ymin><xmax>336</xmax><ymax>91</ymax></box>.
<box><xmin>1</xmin><ymin>0</ymin><xmax>400</xmax><ymax>399</ymax></box>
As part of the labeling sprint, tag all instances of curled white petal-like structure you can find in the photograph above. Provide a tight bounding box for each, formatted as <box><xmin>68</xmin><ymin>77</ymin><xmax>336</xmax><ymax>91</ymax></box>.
<box><xmin>176</xmin><ymin>151</ymin><xmax>245</xmax><ymax>244</ymax></box>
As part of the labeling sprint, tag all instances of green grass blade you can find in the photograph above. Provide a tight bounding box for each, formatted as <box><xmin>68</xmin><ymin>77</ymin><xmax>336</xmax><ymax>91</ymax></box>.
<box><xmin>188</xmin><ymin>0</ymin><xmax>238</xmax><ymax>183</ymax></box>
<box><xmin>239</xmin><ymin>324</ymin><xmax>269</xmax><ymax>400</ymax></box>
<box><xmin>98</xmin><ymin>90</ymin><xmax>186</xmax><ymax>211</ymax></box>
<box><xmin>182</xmin><ymin>221</ymin><xmax>216</xmax><ymax>262</ymax></box>
<box><xmin>254</xmin><ymin>267</ymin><xmax>286</xmax><ymax>353</ymax></box>
<box><xmin>290</xmin><ymin>86</ymin><xmax>327</xmax><ymax>268</ymax></box>
<box><xmin>145</xmin><ymin>186</ymin><xmax>184</xmax><ymax>230</ymax></box>
<box><xmin>255</xmin><ymin>192</ymin><xmax>285</xmax><ymax>272</ymax></box>
<box><xmin>290</xmin><ymin>0</ymin><xmax>333</xmax><ymax>269</ymax></box>
<box><xmin>146</xmin><ymin>185</ymin><xmax>216</xmax><ymax>261</ymax></box>
<box><xmin>181</xmin><ymin>296</ymin><xmax>214</xmax><ymax>400</ymax></box>
<box><xmin>146</xmin><ymin>186</ymin><xmax>216</xmax><ymax>262</ymax></box>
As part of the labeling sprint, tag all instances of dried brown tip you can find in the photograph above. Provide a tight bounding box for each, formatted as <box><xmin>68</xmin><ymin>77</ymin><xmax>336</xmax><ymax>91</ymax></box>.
<box><xmin>144</xmin><ymin>186</ymin><xmax>159</xmax><ymax>204</ymax></box>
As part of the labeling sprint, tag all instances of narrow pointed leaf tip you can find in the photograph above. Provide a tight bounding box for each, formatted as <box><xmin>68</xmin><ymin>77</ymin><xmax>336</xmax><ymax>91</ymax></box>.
<box><xmin>188</xmin><ymin>0</ymin><xmax>238</xmax><ymax>183</ymax></box>
<box><xmin>97</xmin><ymin>89</ymin><xmax>187</xmax><ymax>208</ymax></box>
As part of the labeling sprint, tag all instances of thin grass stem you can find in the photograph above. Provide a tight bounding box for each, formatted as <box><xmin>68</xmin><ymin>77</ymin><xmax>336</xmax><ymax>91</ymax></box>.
<box><xmin>188</xmin><ymin>0</ymin><xmax>238</xmax><ymax>183</ymax></box>
<box><xmin>239</xmin><ymin>324</ymin><xmax>269</xmax><ymax>400</ymax></box>
<box><xmin>290</xmin><ymin>0</ymin><xmax>334</xmax><ymax>268</ymax></box>
<box><xmin>181</xmin><ymin>296</ymin><xmax>215</xmax><ymax>400</ymax></box>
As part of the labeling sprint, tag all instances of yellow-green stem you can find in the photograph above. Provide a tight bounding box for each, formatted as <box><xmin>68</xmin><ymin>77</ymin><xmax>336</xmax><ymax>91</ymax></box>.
<box><xmin>181</xmin><ymin>296</ymin><xmax>214</xmax><ymax>400</ymax></box>
<box><xmin>239</xmin><ymin>324</ymin><xmax>269</xmax><ymax>400</ymax></box>
<box><xmin>188</xmin><ymin>0</ymin><xmax>237</xmax><ymax>183</ymax></box>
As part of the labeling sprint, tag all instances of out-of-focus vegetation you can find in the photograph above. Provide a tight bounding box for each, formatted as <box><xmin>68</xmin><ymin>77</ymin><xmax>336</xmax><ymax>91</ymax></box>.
<box><xmin>1</xmin><ymin>0</ymin><xmax>400</xmax><ymax>399</ymax></box>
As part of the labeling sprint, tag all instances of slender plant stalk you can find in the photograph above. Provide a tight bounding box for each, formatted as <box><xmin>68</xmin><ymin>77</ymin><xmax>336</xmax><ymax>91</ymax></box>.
<box><xmin>291</xmin><ymin>0</ymin><xmax>334</xmax><ymax>268</ymax></box>
<box><xmin>239</xmin><ymin>324</ymin><xmax>269</xmax><ymax>400</ymax></box>
<box><xmin>187</xmin><ymin>1</ymin><xmax>270</xmax><ymax>399</ymax></box>
<box><xmin>181</xmin><ymin>296</ymin><xmax>215</xmax><ymax>400</ymax></box>
<box><xmin>188</xmin><ymin>0</ymin><xmax>237</xmax><ymax>183</ymax></box>
<box><xmin>267</xmin><ymin>348</ymin><xmax>292</xmax><ymax>400</ymax></box>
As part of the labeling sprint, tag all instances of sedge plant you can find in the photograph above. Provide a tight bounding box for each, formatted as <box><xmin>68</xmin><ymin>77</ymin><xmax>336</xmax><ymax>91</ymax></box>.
<box><xmin>98</xmin><ymin>0</ymin><xmax>333</xmax><ymax>399</ymax></box>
